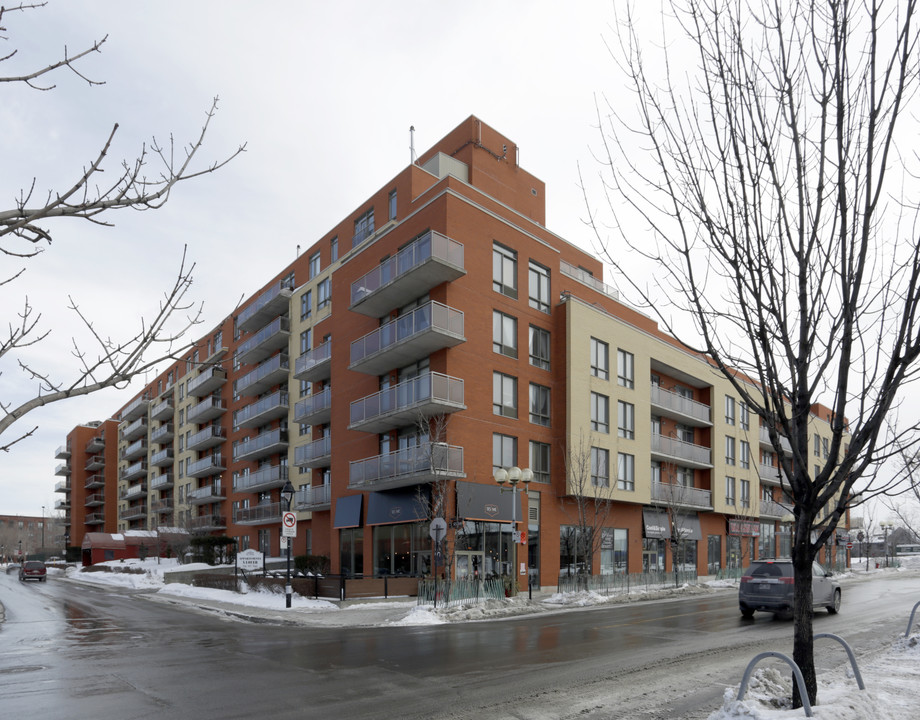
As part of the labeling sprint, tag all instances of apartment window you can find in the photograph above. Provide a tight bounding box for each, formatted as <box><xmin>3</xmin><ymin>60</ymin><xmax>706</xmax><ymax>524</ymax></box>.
<box><xmin>725</xmin><ymin>476</ymin><xmax>736</xmax><ymax>506</ymax></box>
<box><xmin>725</xmin><ymin>396</ymin><xmax>736</xmax><ymax>425</ymax></box>
<box><xmin>388</xmin><ymin>189</ymin><xmax>397</xmax><ymax>220</ymax></box>
<box><xmin>822</xmin><ymin>437</ymin><xmax>829</xmax><ymax>459</ymax></box>
<box><xmin>353</xmin><ymin>208</ymin><xmax>375</xmax><ymax>246</ymax></box>
<box><xmin>739</xmin><ymin>402</ymin><xmax>750</xmax><ymax>430</ymax></box>
<box><xmin>590</xmin><ymin>392</ymin><xmax>609</xmax><ymax>433</ymax></box>
<box><xmin>740</xmin><ymin>479</ymin><xmax>751</xmax><ymax>507</ymax></box>
<box><xmin>493</xmin><ymin>372</ymin><xmax>518</xmax><ymax>418</ymax></box>
<box><xmin>813</xmin><ymin>433</ymin><xmax>821</xmax><ymax>457</ymax></box>
<box><xmin>651</xmin><ymin>461</ymin><xmax>661</xmax><ymax>484</ymax></box>
<box><xmin>725</xmin><ymin>436</ymin><xmax>736</xmax><ymax>465</ymax></box>
<box><xmin>677</xmin><ymin>466</ymin><xmax>694</xmax><ymax>486</ymax></box>
<box><xmin>740</xmin><ymin>440</ymin><xmax>750</xmax><ymax>469</ymax></box>
<box><xmin>300</xmin><ymin>329</ymin><xmax>311</xmax><ymax>355</ymax></box>
<box><xmin>590</xmin><ymin>337</ymin><xmax>609</xmax><ymax>380</ymax></box>
<box><xmin>317</xmin><ymin>277</ymin><xmax>331</xmax><ymax>309</ymax></box>
<box><xmin>591</xmin><ymin>447</ymin><xmax>609</xmax><ymax>487</ymax></box>
<box><xmin>617</xmin><ymin>452</ymin><xmax>635</xmax><ymax>491</ymax></box>
<box><xmin>309</xmin><ymin>252</ymin><xmax>321</xmax><ymax>279</ymax></box>
<box><xmin>617</xmin><ymin>349</ymin><xmax>634</xmax><ymax>388</ymax></box>
<box><xmin>492</xmin><ymin>242</ymin><xmax>517</xmax><ymax>298</ymax></box>
<box><xmin>529</xmin><ymin>326</ymin><xmax>551</xmax><ymax>370</ymax></box>
<box><xmin>528</xmin><ymin>260</ymin><xmax>551</xmax><ymax>313</ymax></box>
<box><xmin>330</xmin><ymin>236</ymin><xmax>339</xmax><ymax>263</ymax></box>
<box><xmin>530</xmin><ymin>441</ymin><xmax>551</xmax><ymax>484</ymax></box>
<box><xmin>492</xmin><ymin>310</ymin><xmax>518</xmax><ymax>358</ymax></box>
<box><xmin>617</xmin><ymin>401</ymin><xmax>635</xmax><ymax>439</ymax></box>
<box><xmin>493</xmin><ymin>433</ymin><xmax>517</xmax><ymax>472</ymax></box>
<box><xmin>677</xmin><ymin>424</ymin><xmax>694</xmax><ymax>443</ymax></box>
<box><xmin>529</xmin><ymin>383</ymin><xmax>551</xmax><ymax>426</ymax></box>
<box><xmin>301</xmin><ymin>289</ymin><xmax>312</xmax><ymax>320</ymax></box>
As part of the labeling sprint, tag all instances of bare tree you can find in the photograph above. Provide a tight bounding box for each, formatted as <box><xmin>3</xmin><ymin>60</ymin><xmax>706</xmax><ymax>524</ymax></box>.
<box><xmin>414</xmin><ymin>412</ymin><xmax>456</xmax><ymax>579</ymax></box>
<box><xmin>586</xmin><ymin>0</ymin><xmax>920</xmax><ymax>706</ymax></box>
<box><xmin>0</xmin><ymin>3</ymin><xmax>245</xmax><ymax>453</ymax></box>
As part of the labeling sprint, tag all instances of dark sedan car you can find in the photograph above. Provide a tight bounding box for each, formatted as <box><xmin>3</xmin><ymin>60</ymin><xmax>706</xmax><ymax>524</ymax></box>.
<box><xmin>739</xmin><ymin>558</ymin><xmax>840</xmax><ymax>618</ymax></box>
<box><xmin>19</xmin><ymin>560</ymin><xmax>47</xmax><ymax>582</ymax></box>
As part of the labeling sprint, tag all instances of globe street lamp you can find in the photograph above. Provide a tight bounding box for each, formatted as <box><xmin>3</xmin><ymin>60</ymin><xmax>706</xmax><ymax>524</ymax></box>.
<box><xmin>280</xmin><ymin>479</ymin><xmax>296</xmax><ymax>609</ymax></box>
<box><xmin>493</xmin><ymin>466</ymin><xmax>532</xmax><ymax>596</ymax></box>
<box><xmin>63</xmin><ymin>531</ymin><xmax>70</xmax><ymax>563</ymax></box>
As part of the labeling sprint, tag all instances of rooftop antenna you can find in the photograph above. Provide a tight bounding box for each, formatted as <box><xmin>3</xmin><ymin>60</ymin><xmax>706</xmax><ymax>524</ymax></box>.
<box><xmin>410</xmin><ymin>125</ymin><xmax>417</xmax><ymax>165</ymax></box>
<box><xmin>296</xmin><ymin>244</ymin><xmax>301</xmax><ymax>257</ymax></box>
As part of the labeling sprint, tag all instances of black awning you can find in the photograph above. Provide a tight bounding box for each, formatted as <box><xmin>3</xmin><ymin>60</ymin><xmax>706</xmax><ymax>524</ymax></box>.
<box><xmin>366</xmin><ymin>489</ymin><xmax>429</xmax><ymax>526</ymax></box>
<box><xmin>333</xmin><ymin>494</ymin><xmax>363</xmax><ymax>529</ymax></box>
<box><xmin>456</xmin><ymin>480</ymin><xmax>519</xmax><ymax>523</ymax></box>
<box><xmin>643</xmin><ymin>508</ymin><xmax>670</xmax><ymax>539</ymax></box>
<box><xmin>674</xmin><ymin>513</ymin><xmax>703</xmax><ymax>541</ymax></box>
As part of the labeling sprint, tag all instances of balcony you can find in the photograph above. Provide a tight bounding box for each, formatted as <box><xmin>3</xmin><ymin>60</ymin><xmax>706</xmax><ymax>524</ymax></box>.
<box><xmin>760</xmin><ymin>425</ymin><xmax>793</xmax><ymax>454</ymax></box>
<box><xmin>233</xmin><ymin>428</ymin><xmax>289</xmax><ymax>463</ymax></box>
<box><xmin>649</xmin><ymin>384</ymin><xmax>712</xmax><ymax>427</ymax></box>
<box><xmin>187</xmin><ymin>396</ymin><xmax>227</xmax><ymax>424</ymax></box>
<box><xmin>650</xmin><ymin>482</ymin><xmax>713</xmax><ymax>510</ymax></box>
<box><xmin>650</xmin><ymin>434</ymin><xmax>713</xmax><ymax>469</ymax></box>
<box><xmin>295</xmin><ymin>483</ymin><xmax>332</xmax><ymax>511</ymax></box>
<box><xmin>121</xmin><ymin>439</ymin><xmax>147</xmax><ymax>462</ymax></box>
<box><xmin>187</xmin><ymin>366</ymin><xmax>228</xmax><ymax>397</ymax></box>
<box><xmin>187</xmin><ymin>454</ymin><xmax>226</xmax><ymax>478</ymax></box>
<box><xmin>294</xmin><ymin>435</ymin><xmax>332</xmax><ymax>468</ymax></box>
<box><xmin>234</xmin><ymin>353</ymin><xmax>289</xmax><ymax>397</ymax></box>
<box><xmin>121</xmin><ymin>416</ymin><xmax>147</xmax><ymax>442</ymax></box>
<box><xmin>121</xmin><ymin>394</ymin><xmax>150</xmax><ymax>422</ymax></box>
<box><xmin>759</xmin><ymin>463</ymin><xmax>786</xmax><ymax>485</ymax></box>
<box><xmin>293</xmin><ymin>387</ymin><xmax>332</xmax><ymax>426</ymax></box>
<box><xmin>151</xmin><ymin>499</ymin><xmax>174</xmax><ymax>514</ymax></box>
<box><xmin>187</xmin><ymin>425</ymin><xmax>226</xmax><ymax>452</ymax></box>
<box><xmin>55</xmin><ymin>445</ymin><xmax>71</xmax><ymax>459</ymax></box>
<box><xmin>234</xmin><ymin>391</ymin><xmax>289</xmax><ymax>430</ymax></box>
<box><xmin>349</xmin><ymin>442</ymin><xmax>465</xmax><ymax>491</ymax></box>
<box><xmin>149</xmin><ymin>397</ymin><xmax>175</xmax><ymax>421</ymax></box>
<box><xmin>121</xmin><ymin>482</ymin><xmax>147</xmax><ymax>500</ymax></box>
<box><xmin>85</xmin><ymin>435</ymin><xmax>106</xmax><ymax>453</ymax></box>
<box><xmin>760</xmin><ymin>498</ymin><xmax>791</xmax><ymax>519</ymax></box>
<box><xmin>54</xmin><ymin>480</ymin><xmax>71</xmax><ymax>494</ymax></box>
<box><xmin>84</xmin><ymin>492</ymin><xmax>105</xmax><ymax>507</ymax></box>
<box><xmin>85</xmin><ymin>512</ymin><xmax>105</xmax><ymax>525</ymax></box>
<box><xmin>84</xmin><ymin>473</ymin><xmax>105</xmax><ymax>489</ymax></box>
<box><xmin>233</xmin><ymin>464</ymin><xmax>289</xmax><ymax>493</ymax></box>
<box><xmin>234</xmin><ymin>501</ymin><xmax>284</xmax><ymax>526</ymax></box>
<box><xmin>349</xmin><ymin>372</ymin><xmax>465</xmax><ymax>434</ymax></box>
<box><xmin>120</xmin><ymin>461</ymin><xmax>148</xmax><ymax>483</ymax></box>
<box><xmin>150</xmin><ymin>448</ymin><xmax>174</xmax><ymax>467</ymax></box>
<box><xmin>293</xmin><ymin>342</ymin><xmax>332</xmax><ymax>383</ymax></box>
<box><xmin>119</xmin><ymin>503</ymin><xmax>147</xmax><ymax>521</ymax></box>
<box><xmin>150</xmin><ymin>423</ymin><xmax>175</xmax><ymax>445</ymax></box>
<box><xmin>54</xmin><ymin>462</ymin><xmax>71</xmax><ymax>477</ymax></box>
<box><xmin>188</xmin><ymin>513</ymin><xmax>226</xmax><ymax>531</ymax></box>
<box><xmin>189</xmin><ymin>483</ymin><xmax>226</xmax><ymax>505</ymax></box>
<box><xmin>85</xmin><ymin>454</ymin><xmax>105</xmax><ymax>472</ymax></box>
<box><xmin>236</xmin><ymin>281</ymin><xmax>294</xmax><ymax>334</ymax></box>
<box><xmin>150</xmin><ymin>471</ymin><xmax>174</xmax><ymax>491</ymax></box>
<box><xmin>54</xmin><ymin>498</ymin><xmax>70</xmax><ymax>511</ymax></box>
<box><xmin>235</xmin><ymin>316</ymin><xmax>291</xmax><ymax>366</ymax></box>
<box><xmin>349</xmin><ymin>301</ymin><xmax>465</xmax><ymax>376</ymax></box>
<box><xmin>350</xmin><ymin>231</ymin><xmax>465</xmax><ymax>317</ymax></box>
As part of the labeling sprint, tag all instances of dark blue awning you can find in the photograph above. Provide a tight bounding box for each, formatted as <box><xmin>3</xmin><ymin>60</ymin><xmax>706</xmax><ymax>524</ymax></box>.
<box><xmin>366</xmin><ymin>489</ymin><xmax>429</xmax><ymax>526</ymax></box>
<box><xmin>333</xmin><ymin>494</ymin><xmax>363</xmax><ymax>529</ymax></box>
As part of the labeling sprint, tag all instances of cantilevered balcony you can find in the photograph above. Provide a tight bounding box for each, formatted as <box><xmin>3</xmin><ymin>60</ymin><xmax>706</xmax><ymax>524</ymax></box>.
<box><xmin>121</xmin><ymin>417</ymin><xmax>147</xmax><ymax>442</ymax></box>
<box><xmin>759</xmin><ymin>463</ymin><xmax>786</xmax><ymax>486</ymax></box>
<box><xmin>150</xmin><ymin>448</ymin><xmax>174</xmax><ymax>467</ymax></box>
<box><xmin>84</xmin><ymin>492</ymin><xmax>105</xmax><ymax>507</ymax></box>
<box><xmin>293</xmin><ymin>342</ymin><xmax>331</xmax><ymax>383</ymax></box>
<box><xmin>120</xmin><ymin>439</ymin><xmax>147</xmax><ymax>462</ymax></box>
<box><xmin>187</xmin><ymin>396</ymin><xmax>227</xmax><ymax>425</ymax></box>
<box><xmin>188</xmin><ymin>483</ymin><xmax>226</xmax><ymax>505</ymax></box>
<box><xmin>235</xmin><ymin>316</ymin><xmax>291</xmax><ymax>366</ymax></box>
<box><xmin>85</xmin><ymin>512</ymin><xmax>105</xmax><ymax>525</ymax></box>
<box><xmin>187</xmin><ymin>425</ymin><xmax>226</xmax><ymax>452</ymax></box>
<box><xmin>349</xmin><ymin>301</ymin><xmax>464</xmax><ymax>376</ymax></box>
<box><xmin>119</xmin><ymin>503</ymin><xmax>147</xmax><ymax>521</ymax></box>
<box><xmin>233</xmin><ymin>464</ymin><xmax>288</xmax><ymax>493</ymax></box>
<box><xmin>187</xmin><ymin>454</ymin><xmax>225</xmax><ymax>478</ymax></box>
<box><xmin>150</xmin><ymin>471</ymin><xmax>174</xmax><ymax>491</ymax></box>
<box><xmin>187</xmin><ymin>366</ymin><xmax>227</xmax><ymax>397</ymax></box>
<box><xmin>293</xmin><ymin>387</ymin><xmax>332</xmax><ymax>425</ymax></box>
<box><xmin>349</xmin><ymin>372</ymin><xmax>465</xmax><ymax>434</ymax></box>
<box><xmin>121</xmin><ymin>482</ymin><xmax>147</xmax><ymax>500</ymax></box>
<box><xmin>188</xmin><ymin>513</ymin><xmax>226</xmax><ymax>531</ymax></box>
<box><xmin>294</xmin><ymin>435</ymin><xmax>332</xmax><ymax>468</ymax></box>
<box><xmin>85</xmin><ymin>454</ymin><xmax>105</xmax><ymax>472</ymax></box>
<box><xmin>760</xmin><ymin>498</ymin><xmax>791</xmax><ymax>519</ymax></box>
<box><xmin>650</xmin><ymin>434</ymin><xmax>713</xmax><ymax>469</ymax></box>
<box><xmin>55</xmin><ymin>445</ymin><xmax>71</xmax><ymax>459</ymax></box>
<box><xmin>234</xmin><ymin>353</ymin><xmax>289</xmax><ymax>397</ymax></box>
<box><xmin>234</xmin><ymin>391</ymin><xmax>289</xmax><ymax>429</ymax></box>
<box><xmin>54</xmin><ymin>498</ymin><xmax>70</xmax><ymax>511</ymax></box>
<box><xmin>649</xmin><ymin>384</ymin><xmax>712</xmax><ymax>427</ymax></box>
<box><xmin>236</xmin><ymin>281</ymin><xmax>294</xmax><ymax>334</ymax></box>
<box><xmin>54</xmin><ymin>480</ymin><xmax>71</xmax><ymax>494</ymax></box>
<box><xmin>233</xmin><ymin>428</ymin><xmax>289</xmax><ymax>463</ymax></box>
<box><xmin>650</xmin><ymin>482</ymin><xmax>713</xmax><ymax>510</ymax></box>
<box><xmin>85</xmin><ymin>435</ymin><xmax>106</xmax><ymax>453</ymax></box>
<box><xmin>120</xmin><ymin>394</ymin><xmax>150</xmax><ymax>422</ymax></box>
<box><xmin>149</xmin><ymin>397</ymin><xmax>175</xmax><ymax>421</ymax></box>
<box><xmin>84</xmin><ymin>473</ymin><xmax>105</xmax><ymax>490</ymax></box>
<box><xmin>759</xmin><ymin>426</ymin><xmax>793</xmax><ymax>454</ymax></box>
<box><xmin>234</xmin><ymin>501</ymin><xmax>284</xmax><ymax>526</ymax></box>
<box><xmin>54</xmin><ymin>462</ymin><xmax>71</xmax><ymax>476</ymax></box>
<box><xmin>349</xmin><ymin>231</ymin><xmax>465</xmax><ymax>318</ymax></box>
<box><xmin>150</xmin><ymin>423</ymin><xmax>175</xmax><ymax>445</ymax></box>
<box><xmin>151</xmin><ymin>499</ymin><xmax>174</xmax><ymax>514</ymax></box>
<box><xmin>348</xmin><ymin>442</ymin><xmax>465</xmax><ymax>491</ymax></box>
<box><xmin>120</xmin><ymin>461</ymin><xmax>148</xmax><ymax>483</ymax></box>
<box><xmin>295</xmin><ymin>483</ymin><xmax>332</xmax><ymax>511</ymax></box>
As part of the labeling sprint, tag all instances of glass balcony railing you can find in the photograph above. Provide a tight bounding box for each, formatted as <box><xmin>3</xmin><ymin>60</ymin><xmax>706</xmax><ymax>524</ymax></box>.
<box><xmin>293</xmin><ymin>342</ymin><xmax>332</xmax><ymax>383</ymax></box>
<box><xmin>233</xmin><ymin>428</ymin><xmax>289</xmax><ymax>463</ymax></box>
<box><xmin>187</xmin><ymin>396</ymin><xmax>227</xmax><ymax>424</ymax></box>
<box><xmin>293</xmin><ymin>387</ymin><xmax>332</xmax><ymax>425</ymax></box>
<box><xmin>234</xmin><ymin>501</ymin><xmax>284</xmax><ymax>525</ymax></box>
<box><xmin>235</xmin><ymin>316</ymin><xmax>291</xmax><ymax>366</ymax></box>
<box><xmin>236</xmin><ymin>280</ymin><xmax>294</xmax><ymax>333</ymax></box>
<box><xmin>649</xmin><ymin>384</ymin><xmax>712</xmax><ymax>425</ymax></box>
<box><xmin>234</xmin><ymin>391</ymin><xmax>289</xmax><ymax>429</ymax></box>
<box><xmin>294</xmin><ymin>435</ymin><xmax>332</xmax><ymax>468</ymax></box>
<box><xmin>189</xmin><ymin>484</ymin><xmax>226</xmax><ymax>505</ymax></box>
<box><xmin>187</xmin><ymin>366</ymin><xmax>227</xmax><ymax>397</ymax></box>
<box><xmin>295</xmin><ymin>483</ymin><xmax>332</xmax><ymax>511</ymax></box>
<box><xmin>349</xmin><ymin>372</ymin><xmax>464</xmax><ymax>433</ymax></box>
<box><xmin>349</xmin><ymin>442</ymin><xmax>464</xmax><ymax>490</ymax></box>
<box><xmin>650</xmin><ymin>434</ymin><xmax>712</xmax><ymax>468</ymax></box>
<box><xmin>650</xmin><ymin>482</ymin><xmax>712</xmax><ymax>509</ymax></box>
<box><xmin>120</xmin><ymin>417</ymin><xmax>147</xmax><ymax>442</ymax></box>
<box><xmin>233</xmin><ymin>464</ymin><xmax>289</xmax><ymax>493</ymax></box>
<box><xmin>187</xmin><ymin>454</ymin><xmax>226</xmax><ymax>478</ymax></box>
<box><xmin>234</xmin><ymin>353</ymin><xmax>289</xmax><ymax>397</ymax></box>
<box><xmin>187</xmin><ymin>425</ymin><xmax>226</xmax><ymax>452</ymax></box>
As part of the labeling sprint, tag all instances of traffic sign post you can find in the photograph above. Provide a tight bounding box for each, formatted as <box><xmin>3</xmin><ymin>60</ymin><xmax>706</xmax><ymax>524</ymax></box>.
<box><xmin>282</xmin><ymin>511</ymin><xmax>297</xmax><ymax>538</ymax></box>
<box><xmin>429</xmin><ymin>518</ymin><xmax>448</xmax><ymax>608</ymax></box>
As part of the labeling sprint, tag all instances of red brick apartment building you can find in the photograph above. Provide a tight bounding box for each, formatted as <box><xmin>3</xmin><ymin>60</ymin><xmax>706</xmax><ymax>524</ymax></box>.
<box><xmin>52</xmin><ymin>116</ymin><xmax>849</xmax><ymax>586</ymax></box>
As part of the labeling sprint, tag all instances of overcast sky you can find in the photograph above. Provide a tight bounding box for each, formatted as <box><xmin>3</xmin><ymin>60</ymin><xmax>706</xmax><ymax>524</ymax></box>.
<box><xmin>0</xmin><ymin>0</ymin><xmax>626</xmax><ymax>517</ymax></box>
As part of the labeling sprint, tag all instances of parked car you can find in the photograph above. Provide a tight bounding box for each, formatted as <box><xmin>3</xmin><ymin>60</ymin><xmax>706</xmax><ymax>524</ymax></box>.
<box><xmin>5</xmin><ymin>562</ymin><xmax>21</xmax><ymax>575</ymax></box>
<box><xmin>19</xmin><ymin>560</ymin><xmax>47</xmax><ymax>582</ymax></box>
<box><xmin>739</xmin><ymin>558</ymin><xmax>840</xmax><ymax>618</ymax></box>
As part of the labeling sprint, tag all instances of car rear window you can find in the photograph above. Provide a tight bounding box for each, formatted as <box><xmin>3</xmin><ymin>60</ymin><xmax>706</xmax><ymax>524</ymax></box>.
<box><xmin>25</xmin><ymin>562</ymin><xmax>44</xmax><ymax>570</ymax></box>
<box><xmin>750</xmin><ymin>563</ymin><xmax>788</xmax><ymax>577</ymax></box>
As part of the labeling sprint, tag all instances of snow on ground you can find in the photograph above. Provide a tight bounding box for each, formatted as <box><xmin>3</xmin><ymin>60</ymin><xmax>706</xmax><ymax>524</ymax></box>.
<box><xmin>51</xmin><ymin>556</ymin><xmax>920</xmax><ymax>718</ymax></box>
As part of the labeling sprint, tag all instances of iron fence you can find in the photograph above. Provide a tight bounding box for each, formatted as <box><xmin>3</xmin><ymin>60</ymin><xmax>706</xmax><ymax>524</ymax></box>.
<box><xmin>417</xmin><ymin>577</ymin><xmax>505</xmax><ymax>608</ymax></box>
<box><xmin>557</xmin><ymin>570</ymin><xmax>699</xmax><ymax>596</ymax></box>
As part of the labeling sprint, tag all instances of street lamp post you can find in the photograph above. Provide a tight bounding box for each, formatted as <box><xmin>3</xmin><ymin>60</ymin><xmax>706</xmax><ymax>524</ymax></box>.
<box><xmin>41</xmin><ymin>505</ymin><xmax>45</xmax><ymax>557</ymax></box>
<box><xmin>881</xmin><ymin>520</ymin><xmax>894</xmax><ymax>568</ymax></box>
<box><xmin>280</xmin><ymin>479</ymin><xmax>296</xmax><ymax>609</ymax></box>
<box><xmin>493</xmin><ymin>466</ymin><xmax>532</xmax><ymax>596</ymax></box>
<box><xmin>63</xmin><ymin>531</ymin><xmax>70</xmax><ymax>563</ymax></box>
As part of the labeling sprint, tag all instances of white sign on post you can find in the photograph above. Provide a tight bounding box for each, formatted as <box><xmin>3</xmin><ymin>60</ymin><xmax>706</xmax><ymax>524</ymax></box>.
<box><xmin>237</xmin><ymin>548</ymin><xmax>264</xmax><ymax>572</ymax></box>
<box><xmin>282</xmin><ymin>511</ymin><xmax>297</xmax><ymax>538</ymax></box>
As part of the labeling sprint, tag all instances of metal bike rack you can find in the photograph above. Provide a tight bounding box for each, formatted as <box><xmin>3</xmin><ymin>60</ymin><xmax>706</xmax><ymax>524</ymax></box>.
<box><xmin>904</xmin><ymin>600</ymin><xmax>920</xmax><ymax>637</ymax></box>
<box><xmin>814</xmin><ymin>633</ymin><xmax>865</xmax><ymax>690</ymax></box>
<box><xmin>736</xmin><ymin>651</ymin><xmax>813</xmax><ymax>717</ymax></box>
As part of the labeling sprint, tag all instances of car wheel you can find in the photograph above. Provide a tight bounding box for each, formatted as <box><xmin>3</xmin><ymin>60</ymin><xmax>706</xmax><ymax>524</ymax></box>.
<box><xmin>827</xmin><ymin>589</ymin><xmax>841</xmax><ymax>614</ymax></box>
<box><xmin>741</xmin><ymin>607</ymin><xmax>755</xmax><ymax>619</ymax></box>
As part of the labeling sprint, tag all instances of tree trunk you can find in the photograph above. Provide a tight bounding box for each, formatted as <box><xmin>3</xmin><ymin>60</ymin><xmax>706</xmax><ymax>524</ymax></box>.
<box><xmin>791</xmin><ymin>528</ymin><xmax>816</xmax><ymax>708</ymax></box>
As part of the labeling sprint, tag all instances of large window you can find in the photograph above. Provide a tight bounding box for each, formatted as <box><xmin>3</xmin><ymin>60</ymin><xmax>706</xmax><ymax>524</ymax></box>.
<box><xmin>330</xmin><ymin>236</ymin><xmax>339</xmax><ymax>263</ymax></box>
<box><xmin>591</xmin><ymin>447</ymin><xmax>609</xmax><ymax>487</ymax></box>
<box><xmin>300</xmin><ymin>290</ymin><xmax>312</xmax><ymax>320</ymax></box>
<box><xmin>388</xmin><ymin>189</ymin><xmax>397</xmax><ymax>220</ymax></box>
<box><xmin>493</xmin><ymin>433</ymin><xmax>517</xmax><ymax>471</ymax></box>
<box><xmin>529</xmin><ymin>326</ymin><xmax>551</xmax><ymax>370</ymax></box>
<box><xmin>590</xmin><ymin>392</ymin><xmax>609</xmax><ymax>433</ymax></box>
<box><xmin>317</xmin><ymin>277</ymin><xmax>331</xmax><ymax>309</ymax></box>
<box><xmin>601</xmin><ymin>528</ymin><xmax>628</xmax><ymax>574</ymax></box>
<box><xmin>309</xmin><ymin>252</ymin><xmax>321</xmax><ymax>279</ymax></box>
<box><xmin>740</xmin><ymin>479</ymin><xmax>751</xmax><ymax>508</ymax></box>
<box><xmin>353</xmin><ymin>208</ymin><xmax>375</xmax><ymax>246</ymax></box>
<box><xmin>725</xmin><ymin>436</ymin><xmax>736</xmax><ymax>465</ymax></box>
<box><xmin>617</xmin><ymin>452</ymin><xmax>635</xmax><ymax>491</ymax></box>
<box><xmin>740</xmin><ymin>440</ymin><xmax>750</xmax><ymax>469</ymax></box>
<box><xmin>617</xmin><ymin>349</ymin><xmax>634</xmax><ymax>388</ymax></box>
<box><xmin>725</xmin><ymin>395</ymin><xmax>736</xmax><ymax>425</ymax></box>
<box><xmin>529</xmin><ymin>383</ymin><xmax>551</xmax><ymax>427</ymax></box>
<box><xmin>617</xmin><ymin>401</ymin><xmax>635</xmax><ymax>439</ymax></box>
<box><xmin>530</xmin><ymin>441</ymin><xmax>550</xmax><ymax>483</ymax></box>
<box><xmin>739</xmin><ymin>402</ymin><xmax>750</xmax><ymax>430</ymax></box>
<box><xmin>492</xmin><ymin>242</ymin><xmax>517</xmax><ymax>298</ymax></box>
<box><xmin>725</xmin><ymin>476</ymin><xmax>736</xmax><ymax>505</ymax></box>
<box><xmin>492</xmin><ymin>310</ymin><xmax>518</xmax><ymax>358</ymax></box>
<box><xmin>590</xmin><ymin>337</ymin><xmax>609</xmax><ymax>380</ymax></box>
<box><xmin>528</xmin><ymin>261</ymin><xmax>551</xmax><ymax>313</ymax></box>
<box><xmin>493</xmin><ymin>372</ymin><xmax>518</xmax><ymax>418</ymax></box>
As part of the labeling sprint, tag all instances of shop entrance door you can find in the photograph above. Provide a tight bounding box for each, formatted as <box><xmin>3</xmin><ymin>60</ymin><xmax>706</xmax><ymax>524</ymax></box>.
<box><xmin>455</xmin><ymin>551</ymin><xmax>484</xmax><ymax>580</ymax></box>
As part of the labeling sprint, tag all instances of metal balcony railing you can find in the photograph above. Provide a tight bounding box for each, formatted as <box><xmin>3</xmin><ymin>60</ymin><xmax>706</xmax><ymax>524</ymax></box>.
<box><xmin>233</xmin><ymin>464</ymin><xmax>289</xmax><ymax>493</ymax></box>
<box><xmin>234</xmin><ymin>353</ymin><xmax>289</xmax><ymax>397</ymax></box>
<box><xmin>349</xmin><ymin>372</ymin><xmax>465</xmax><ymax>433</ymax></box>
<box><xmin>233</xmin><ymin>428</ymin><xmax>289</xmax><ymax>463</ymax></box>
<box><xmin>187</xmin><ymin>425</ymin><xmax>226</xmax><ymax>452</ymax></box>
<box><xmin>234</xmin><ymin>501</ymin><xmax>284</xmax><ymax>525</ymax></box>
<box><xmin>650</xmin><ymin>482</ymin><xmax>713</xmax><ymax>509</ymax></box>
<box><xmin>293</xmin><ymin>342</ymin><xmax>332</xmax><ymax>383</ymax></box>
<box><xmin>650</xmin><ymin>434</ymin><xmax>713</xmax><ymax>468</ymax></box>
<box><xmin>649</xmin><ymin>384</ymin><xmax>712</xmax><ymax>425</ymax></box>
<box><xmin>234</xmin><ymin>391</ymin><xmax>289</xmax><ymax>429</ymax></box>
<box><xmin>235</xmin><ymin>316</ymin><xmax>291</xmax><ymax>366</ymax></box>
<box><xmin>236</xmin><ymin>280</ymin><xmax>294</xmax><ymax>333</ymax></box>
<box><xmin>187</xmin><ymin>454</ymin><xmax>226</xmax><ymax>478</ymax></box>
<box><xmin>349</xmin><ymin>442</ymin><xmax>464</xmax><ymax>490</ymax></box>
<box><xmin>295</xmin><ymin>483</ymin><xmax>332</xmax><ymax>510</ymax></box>
<box><xmin>294</xmin><ymin>435</ymin><xmax>332</xmax><ymax>468</ymax></box>
<box><xmin>187</xmin><ymin>366</ymin><xmax>227</xmax><ymax>397</ymax></box>
<box><xmin>293</xmin><ymin>386</ymin><xmax>333</xmax><ymax>425</ymax></box>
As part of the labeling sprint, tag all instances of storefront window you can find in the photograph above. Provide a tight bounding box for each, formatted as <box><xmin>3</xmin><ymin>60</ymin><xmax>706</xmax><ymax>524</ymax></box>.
<box><xmin>372</xmin><ymin>523</ymin><xmax>429</xmax><ymax>576</ymax></box>
<box><xmin>600</xmin><ymin>528</ymin><xmax>628</xmax><ymax>574</ymax></box>
<box><xmin>560</xmin><ymin>525</ymin><xmax>592</xmax><ymax>575</ymax></box>
<box><xmin>707</xmin><ymin>534</ymin><xmax>722</xmax><ymax>574</ymax></box>
<box><xmin>673</xmin><ymin>539</ymin><xmax>697</xmax><ymax>572</ymax></box>
<box><xmin>339</xmin><ymin>528</ymin><xmax>364</xmax><ymax>576</ymax></box>
<box><xmin>642</xmin><ymin>538</ymin><xmax>665</xmax><ymax>572</ymax></box>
